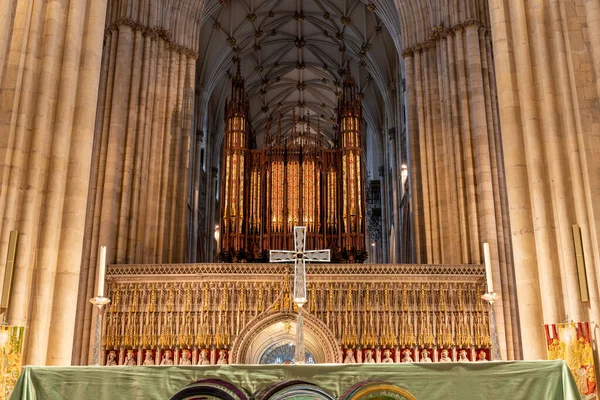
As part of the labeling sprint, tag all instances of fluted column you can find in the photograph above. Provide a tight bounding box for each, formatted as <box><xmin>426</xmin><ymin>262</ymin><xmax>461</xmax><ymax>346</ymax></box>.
<box><xmin>403</xmin><ymin>51</ymin><xmax>423</xmax><ymax>263</ymax></box>
<box><xmin>402</xmin><ymin>16</ymin><xmax>517</xmax><ymax>359</ymax></box>
<box><xmin>584</xmin><ymin>0</ymin><xmax>600</xmax><ymax>101</ymax></box>
<box><xmin>389</xmin><ymin>129</ymin><xmax>400</xmax><ymax>263</ymax></box>
<box><xmin>464</xmin><ymin>21</ymin><xmax>508</xmax><ymax>359</ymax></box>
<box><xmin>437</xmin><ymin>35</ymin><xmax>460</xmax><ymax>264</ymax></box>
<box><xmin>73</xmin><ymin>12</ymin><xmax>199</xmax><ymax>363</ymax></box>
<box><xmin>0</xmin><ymin>0</ymin><xmax>107</xmax><ymax>365</ymax></box>
<box><xmin>422</xmin><ymin>46</ymin><xmax>441</xmax><ymax>263</ymax></box>
<box><xmin>445</xmin><ymin>33</ymin><xmax>469</xmax><ymax>263</ymax></box>
<box><xmin>489</xmin><ymin>0</ymin><xmax>600</xmax><ymax>359</ymax></box>
<box><xmin>413</xmin><ymin>49</ymin><xmax>433</xmax><ymax>262</ymax></box>
<box><xmin>0</xmin><ymin>0</ymin><xmax>19</xmax><ymax>86</ymax></box>
<box><xmin>191</xmin><ymin>130</ymin><xmax>204</xmax><ymax>262</ymax></box>
<box><xmin>143</xmin><ymin>38</ymin><xmax>167</xmax><ymax>263</ymax></box>
<box><xmin>178</xmin><ymin>56</ymin><xmax>196</xmax><ymax>260</ymax></box>
<box><xmin>454</xmin><ymin>27</ymin><xmax>480</xmax><ymax>263</ymax></box>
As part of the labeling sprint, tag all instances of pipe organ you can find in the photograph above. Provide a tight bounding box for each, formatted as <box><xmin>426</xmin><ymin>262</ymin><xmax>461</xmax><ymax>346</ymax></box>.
<box><xmin>219</xmin><ymin>67</ymin><xmax>367</xmax><ymax>263</ymax></box>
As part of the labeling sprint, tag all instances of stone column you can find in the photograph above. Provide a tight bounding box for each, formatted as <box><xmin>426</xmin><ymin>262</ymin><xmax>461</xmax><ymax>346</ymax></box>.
<box><xmin>389</xmin><ymin>128</ymin><xmax>400</xmax><ymax>264</ymax></box>
<box><xmin>422</xmin><ymin>45</ymin><xmax>441</xmax><ymax>263</ymax></box>
<box><xmin>584</xmin><ymin>0</ymin><xmax>600</xmax><ymax>101</ymax></box>
<box><xmin>191</xmin><ymin>130</ymin><xmax>204</xmax><ymax>262</ymax></box>
<box><xmin>412</xmin><ymin>48</ymin><xmax>433</xmax><ymax>262</ymax></box>
<box><xmin>73</xmin><ymin>17</ymin><xmax>198</xmax><ymax>364</ymax></box>
<box><xmin>0</xmin><ymin>0</ymin><xmax>19</xmax><ymax>86</ymax></box>
<box><xmin>142</xmin><ymin>38</ymin><xmax>168</xmax><ymax>263</ymax></box>
<box><xmin>0</xmin><ymin>0</ymin><xmax>107</xmax><ymax>365</ymax></box>
<box><xmin>46</xmin><ymin>0</ymin><xmax>108</xmax><ymax>365</ymax></box>
<box><xmin>437</xmin><ymin>35</ymin><xmax>460</xmax><ymax>264</ymax></box>
<box><xmin>402</xmin><ymin>16</ymin><xmax>517</xmax><ymax>359</ymax></box>
<box><xmin>489</xmin><ymin>0</ymin><xmax>600</xmax><ymax>358</ymax></box>
<box><xmin>464</xmin><ymin>21</ymin><xmax>507</xmax><ymax>359</ymax></box>
<box><xmin>129</xmin><ymin>29</ymin><xmax>155</xmax><ymax>263</ymax></box>
<box><xmin>551</xmin><ymin>1</ymin><xmax>600</xmax><ymax>327</ymax></box>
<box><xmin>454</xmin><ymin>27</ymin><xmax>480</xmax><ymax>264</ymax></box>
<box><xmin>403</xmin><ymin>51</ymin><xmax>423</xmax><ymax>263</ymax></box>
<box><xmin>179</xmin><ymin>56</ymin><xmax>197</xmax><ymax>261</ymax></box>
<box><xmin>444</xmin><ymin>32</ymin><xmax>469</xmax><ymax>263</ymax></box>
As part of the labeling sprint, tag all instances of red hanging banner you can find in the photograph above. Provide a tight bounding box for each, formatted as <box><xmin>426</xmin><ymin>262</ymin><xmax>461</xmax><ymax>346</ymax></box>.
<box><xmin>545</xmin><ymin>322</ymin><xmax>596</xmax><ymax>399</ymax></box>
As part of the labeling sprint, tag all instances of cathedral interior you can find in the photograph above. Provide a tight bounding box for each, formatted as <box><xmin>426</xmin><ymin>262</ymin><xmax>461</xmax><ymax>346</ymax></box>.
<box><xmin>0</xmin><ymin>0</ymin><xmax>599</xmax><ymax>382</ymax></box>
<box><xmin>199</xmin><ymin>0</ymin><xmax>401</xmax><ymax>265</ymax></box>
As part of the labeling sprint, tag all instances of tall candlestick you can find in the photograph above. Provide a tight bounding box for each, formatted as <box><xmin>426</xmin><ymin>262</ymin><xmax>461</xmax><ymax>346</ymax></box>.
<box><xmin>97</xmin><ymin>246</ymin><xmax>106</xmax><ymax>297</ymax></box>
<box><xmin>483</xmin><ymin>242</ymin><xmax>493</xmax><ymax>293</ymax></box>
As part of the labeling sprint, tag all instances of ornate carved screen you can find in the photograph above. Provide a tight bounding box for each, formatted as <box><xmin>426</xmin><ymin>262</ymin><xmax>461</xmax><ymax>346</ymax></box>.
<box><xmin>101</xmin><ymin>263</ymin><xmax>491</xmax><ymax>365</ymax></box>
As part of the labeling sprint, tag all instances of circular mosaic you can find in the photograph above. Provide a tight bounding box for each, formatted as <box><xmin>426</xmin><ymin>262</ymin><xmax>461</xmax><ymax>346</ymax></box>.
<box><xmin>252</xmin><ymin>380</ymin><xmax>335</xmax><ymax>400</ymax></box>
<box><xmin>340</xmin><ymin>381</ymin><xmax>416</xmax><ymax>400</ymax></box>
<box><xmin>169</xmin><ymin>378</ymin><xmax>249</xmax><ymax>400</ymax></box>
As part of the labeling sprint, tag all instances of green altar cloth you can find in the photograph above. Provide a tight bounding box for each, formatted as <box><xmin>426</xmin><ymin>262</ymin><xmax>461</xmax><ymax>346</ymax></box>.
<box><xmin>10</xmin><ymin>360</ymin><xmax>580</xmax><ymax>400</ymax></box>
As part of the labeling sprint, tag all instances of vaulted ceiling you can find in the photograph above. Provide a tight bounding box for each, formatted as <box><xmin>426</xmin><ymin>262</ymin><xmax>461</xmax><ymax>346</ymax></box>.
<box><xmin>197</xmin><ymin>0</ymin><xmax>400</xmax><ymax>149</ymax></box>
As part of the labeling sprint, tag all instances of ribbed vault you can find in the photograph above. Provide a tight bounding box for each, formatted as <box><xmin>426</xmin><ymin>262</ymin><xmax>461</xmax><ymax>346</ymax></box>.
<box><xmin>197</xmin><ymin>0</ymin><xmax>399</xmax><ymax>149</ymax></box>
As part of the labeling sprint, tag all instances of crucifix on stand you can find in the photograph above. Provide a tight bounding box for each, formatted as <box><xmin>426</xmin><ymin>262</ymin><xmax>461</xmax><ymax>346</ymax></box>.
<box><xmin>269</xmin><ymin>226</ymin><xmax>330</xmax><ymax>363</ymax></box>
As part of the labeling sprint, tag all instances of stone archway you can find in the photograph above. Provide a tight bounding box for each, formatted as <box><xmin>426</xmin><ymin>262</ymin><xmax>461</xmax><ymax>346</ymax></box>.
<box><xmin>230</xmin><ymin>311</ymin><xmax>340</xmax><ymax>364</ymax></box>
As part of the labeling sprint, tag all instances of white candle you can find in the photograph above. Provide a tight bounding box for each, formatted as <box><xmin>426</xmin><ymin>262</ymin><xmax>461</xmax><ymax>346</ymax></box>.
<box><xmin>483</xmin><ymin>242</ymin><xmax>493</xmax><ymax>293</ymax></box>
<box><xmin>97</xmin><ymin>246</ymin><xmax>106</xmax><ymax>297</ymax></box>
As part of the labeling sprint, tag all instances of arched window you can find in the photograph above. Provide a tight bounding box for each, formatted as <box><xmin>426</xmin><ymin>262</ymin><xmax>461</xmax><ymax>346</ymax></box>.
<box><xmin>258</xmin><ymin>341</ymin><xmax>315</xmax><ymax>364</ymax></box>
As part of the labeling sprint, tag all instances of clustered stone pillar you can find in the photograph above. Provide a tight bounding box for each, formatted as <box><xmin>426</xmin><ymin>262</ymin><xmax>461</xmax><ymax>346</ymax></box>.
<box><xmin>489</xmin><ymin>0</ymin><xmax>600</xmax><ymax>359</ymax></box>
<box><xmin>72</xmin><ymin>15</ymin><xmax>198</xmax><ymax>365</ymax></box>
<box><xmin>402</xmin><ymin>19</ymin><xmax>519</xmax><ymax>360</ymax></box>
<box><xmin>0</xmin><ymin>0</ymin><xmax>107</xmax><ymax>365</ymax></box>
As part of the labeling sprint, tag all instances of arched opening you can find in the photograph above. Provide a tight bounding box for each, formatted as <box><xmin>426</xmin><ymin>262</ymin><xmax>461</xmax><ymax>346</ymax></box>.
<box><xmin>230</xmin><ymin>312</ymin><xmax>339</xmax><ymax>364</ymax></box>
<box><xmin>196</xmin><ymin>0</ymin><xmax>401</xmax><ymax>263</ymax></box>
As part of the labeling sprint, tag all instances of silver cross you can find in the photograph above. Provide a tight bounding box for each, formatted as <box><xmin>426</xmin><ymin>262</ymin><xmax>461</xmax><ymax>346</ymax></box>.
<box><xmin>269</xmin><ymin>226</ymin><xmax>330</xmax><ymax>307</ymax></box>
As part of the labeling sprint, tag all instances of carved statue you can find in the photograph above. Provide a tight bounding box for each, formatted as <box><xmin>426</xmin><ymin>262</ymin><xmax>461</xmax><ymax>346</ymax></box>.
<box><xmin>180</xmin><ymin>350</ymin><xmax>192</xmax><ymax>365</ymax></box>
<box><xmin>343</xmin><ymin>349</ymin><xmax>356</xmax><ymax>364</ymax></box>
<box><xmin>420</xmin><ymin>349</ymin><xmax>432</xmax><ymax>362</ymax></box>
<box><xmin>106</xmin><ymin>351</ymin><xmax>118</xmax><ymax>366</ymax></box>
<box><xmin>198</xmin><ymin>349</ymin><xmax>211</xmax><ymax>365</ymax></box>
<box><xmin>458</xmin><ymin>349</ymin><xmax>470</xmax><ymax>362</ymax></box>
<box><xmin>160</xmin><ymin>350</ymin><xmax>174</xmax><ymax>365</ymax></box>
<box><xmin>143</xmin><ymin>351</ymin><xmax>155</xmax><ymax>365</ymax></box>
<box><xmin>217</xmin><ymin>349</ymin><xmax>228</xmax><ymax>365</ymax></box>
<box><xmin>382</xmin><ymin>349</ymin><xmax>394</xmax><ymax>363</ymax></box>
<box><xmin>363</xmin><ymin>349</ymin><xmax>375</xmax><ymax>363</ymax></box>
<box><xmin>125</xmin><ymin>350</ymin><xmax>136</xmax><ymax>366</ymax></box>
<box><xmin>439</xmin><ymin>349</ymin><xmax>452</xmax><ymax>362</ymax></box>
<box><xmin>401</xmin><ymin>349</ymin><xmax>413</xmax><ymax>363</ymax></box>
<box><xmin>477</xmin><ymin>350</ymin><xmax>487</xmax><ymax>362</ymax></box>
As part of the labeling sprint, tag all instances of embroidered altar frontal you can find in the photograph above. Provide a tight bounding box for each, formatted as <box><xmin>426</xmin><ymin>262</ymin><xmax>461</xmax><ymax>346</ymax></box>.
<box><xmin>10</xmin><ymin>361</ymin><xmax>580</xmax><ymax>400</ymax></box>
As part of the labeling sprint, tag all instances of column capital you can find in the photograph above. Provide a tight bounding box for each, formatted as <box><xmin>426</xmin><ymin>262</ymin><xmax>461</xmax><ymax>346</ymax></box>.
<box><xmin>104</xmin><ymin>21</ymin><xmax>199</xmax><ymax>59</ymax></box>
<box><xmin>463</xmin><ymin>18</ymin><xmax>483</xmax><ymax>30</ymax></box>
<box><xmin>429</xmin><ymin>25</ymin><xmax>445</xmax><ymax>41</ymax></box>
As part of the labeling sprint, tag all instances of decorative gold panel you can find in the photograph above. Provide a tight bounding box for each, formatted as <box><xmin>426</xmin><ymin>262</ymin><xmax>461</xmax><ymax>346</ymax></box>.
<box><xmin>102</xmin><ymin>263</ymin><xmax>491</xmax><ymax>365</ymax></box>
